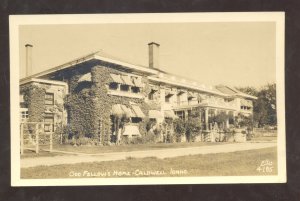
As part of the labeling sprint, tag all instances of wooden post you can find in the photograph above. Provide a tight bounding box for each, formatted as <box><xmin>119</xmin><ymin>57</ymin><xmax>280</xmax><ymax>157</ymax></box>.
<box><xmin>60</xmin><ymin>121</ymin><xmax>63</xmax><ymax>144</ymax></box>
<box><xmin>205</xmin><ymin>108</ymin><xmax>209</xmax><ymax>130</ymax></box>
<box><xmin>20</xmin><ymin>123</ymin><xmax>24</xmax><ymax>155</ymax></box>
<box><xmin>35</xmin><ymin>123</ymin><xmax>39</xmax><ymax>154</ymax></box>
<box><xmin>50</xmin><ymin>131</ymin><xmax>53</xmax><ymax>152</ymax></box>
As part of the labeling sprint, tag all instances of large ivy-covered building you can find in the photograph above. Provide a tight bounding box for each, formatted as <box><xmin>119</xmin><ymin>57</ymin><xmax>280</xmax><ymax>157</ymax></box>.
<box><xmin>20</xmin><ymin>42</ymin><xmax>257</xmax><ymax>143</ymax></box>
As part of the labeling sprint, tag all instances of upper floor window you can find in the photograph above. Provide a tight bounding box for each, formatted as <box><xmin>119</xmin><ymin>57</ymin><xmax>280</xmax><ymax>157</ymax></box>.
<box><xmin>131</xmin><ymin>86</ymin><xmax>140</xmax><ymax>93</ymax></box>
<box><xmin>109</xmin><ymin>82</ymin><xmax>118</xmax><ymax>90</ymax></box>
<box><xmin>165</xmin><ymin>96</ymin><xmax>170</xmax><ymax>103</ymax></box>
<box><xmin>148</xmin><ymin>92</ymin><xmax>154</xmax><ymax>100</ymax></box>
<box><xmin>45</xmin><ymin>93</ymin><xmax>54</xmax><ymax>105</ymax></box>
<box><xmin>120</xmin><ymin>85</ymin><xmax>129</xmax><ymax>92</ymax></box>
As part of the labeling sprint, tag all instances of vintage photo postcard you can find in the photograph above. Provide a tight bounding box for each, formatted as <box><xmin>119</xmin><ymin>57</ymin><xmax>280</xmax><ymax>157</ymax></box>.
<box><xmin>10</xmin><ymin>12</ymin><xmax>286</xmax><ymax>186</ymax></box>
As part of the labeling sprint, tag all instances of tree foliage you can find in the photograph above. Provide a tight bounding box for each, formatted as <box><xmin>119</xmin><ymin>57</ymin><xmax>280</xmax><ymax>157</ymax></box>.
<box><xmin>237</xmin><ymin>83</ymin><xmax>276</xmax><ymax>127</ymax></box>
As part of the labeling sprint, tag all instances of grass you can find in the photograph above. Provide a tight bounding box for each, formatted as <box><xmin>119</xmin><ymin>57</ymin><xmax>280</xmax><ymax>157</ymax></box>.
<box><xmin>51</xmin><ymin>141</ymin><xmax>232</xmax><ymax>154</ymax></box>
<box><xmin>21</xmin><ymin>147</ymin><xmax>277</xmax><ymax>179</ymax></box>
<box><xmin>250</xmin><ymin>136</ymin><xmax>277</xmax><ymax>142</ymax></box>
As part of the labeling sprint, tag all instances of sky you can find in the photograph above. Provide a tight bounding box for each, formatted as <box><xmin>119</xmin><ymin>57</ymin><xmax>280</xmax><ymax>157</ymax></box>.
<box><xmin>19</xmin><ymin>22</ymin><xmax>276</xmax><ymax>88</ymax></box>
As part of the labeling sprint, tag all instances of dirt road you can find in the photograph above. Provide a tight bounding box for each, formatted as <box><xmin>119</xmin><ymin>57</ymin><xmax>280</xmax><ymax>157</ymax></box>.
<box><xmin>21</xmin><ymin>142</ymin><xmax>276</xmax><ymax>168</ymax></box>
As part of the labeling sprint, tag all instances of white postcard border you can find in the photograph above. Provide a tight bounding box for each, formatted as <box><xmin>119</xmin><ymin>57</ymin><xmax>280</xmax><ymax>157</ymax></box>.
<box><xmin>10</xmin><ymin>12</ymin><xmax>286</xmax><ymax>186</ymax></box>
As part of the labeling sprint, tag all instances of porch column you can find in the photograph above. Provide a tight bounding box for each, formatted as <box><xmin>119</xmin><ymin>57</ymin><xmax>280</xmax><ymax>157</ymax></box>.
<box><xmin>205</xmin><ymin>108</ymin><xmax>209</xmax><ymax>130</ymax></box>
<box><xmin>184</xmin><ymin>110</ymin><xmax>188</xmax><ymax>121</ymax></box>
<box><xmin>226</xmin><ymin>111</ymin><xmax>229</xmax><ymax>128</ymax></box>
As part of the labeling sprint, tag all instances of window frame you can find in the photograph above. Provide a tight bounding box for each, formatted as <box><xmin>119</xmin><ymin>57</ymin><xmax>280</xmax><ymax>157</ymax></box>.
<box><xmin>45</xmin><ymin>92</ymin><xmax>54</xmax><ymax>105</ymax></box>
<box><xmin>44</xmin><ymin>114</ymin><xmax>54</xmax><ymax>132</ymax></box>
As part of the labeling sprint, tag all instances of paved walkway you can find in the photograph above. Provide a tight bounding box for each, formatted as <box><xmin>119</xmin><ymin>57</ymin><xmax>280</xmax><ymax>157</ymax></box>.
<box><xmin>21</xmin><ymin>142</ymin><xmax>276</xmax><ymax>168</ymax></box>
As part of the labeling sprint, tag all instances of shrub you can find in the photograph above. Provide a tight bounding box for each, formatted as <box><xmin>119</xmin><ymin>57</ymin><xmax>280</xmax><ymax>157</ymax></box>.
<box><xmin>141</xmin><ymin>131</ymin><xmax>157</xmax><ymax>144</ymax></box>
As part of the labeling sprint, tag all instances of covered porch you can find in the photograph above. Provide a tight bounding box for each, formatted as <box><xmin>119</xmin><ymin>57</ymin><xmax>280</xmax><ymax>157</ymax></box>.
<box><xmin>173</xmin><ymin>104</ymin><xmax>236</xmax><ymax>131</ymax></box>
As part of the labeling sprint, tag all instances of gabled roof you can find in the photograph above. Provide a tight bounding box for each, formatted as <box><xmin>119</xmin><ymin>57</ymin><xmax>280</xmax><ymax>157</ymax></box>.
<box><xmin>215</xmin><ymin>85</ymin><xmax>257</xmax><ymax>100</ymax></box>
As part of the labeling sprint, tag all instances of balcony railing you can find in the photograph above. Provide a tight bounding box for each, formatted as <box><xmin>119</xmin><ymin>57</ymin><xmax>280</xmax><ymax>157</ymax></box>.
<box><xmin>173</xmin><ymin>99</ymin><xmax>237</xmax><ymax>110</ymax></box>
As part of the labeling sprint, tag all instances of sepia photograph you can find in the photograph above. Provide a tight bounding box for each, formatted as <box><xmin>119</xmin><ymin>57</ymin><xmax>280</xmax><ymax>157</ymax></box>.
<box><xmin>10</xmin><ymin>12</ymin><xmax>286</xmax><ymax>186</ymax></box>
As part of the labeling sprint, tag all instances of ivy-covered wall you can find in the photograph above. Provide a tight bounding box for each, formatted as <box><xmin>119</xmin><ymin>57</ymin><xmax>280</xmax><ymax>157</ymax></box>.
<box><xmin>21</xmin><ymin>84</ymin><xmax>46</xmax><ymax>122</ymax></box>
<box><xmin>64</xmin><ymin>65</ymin><xmax>152</xmax><ymax>144</ymax></box>
<box><xmin>20</xmin><ymin>82</ymin><xmax>67</xmax><ymax>132</ymax></box>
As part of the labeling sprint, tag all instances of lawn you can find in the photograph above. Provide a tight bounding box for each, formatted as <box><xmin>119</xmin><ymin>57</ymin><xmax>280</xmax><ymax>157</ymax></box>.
<box><xmin>250</xmin><ymin>136</ymin><xmax>277</xmax><ymax>142</ymax></box>
<box><xmin>21</xmin><ymin>147</ymin><xmax>277</xmax><ymax>179</ymax></box>
<box><xmin>51</xmin><ymin>141</ymin><xmax>232</xmax><ymax>154</ymax></box>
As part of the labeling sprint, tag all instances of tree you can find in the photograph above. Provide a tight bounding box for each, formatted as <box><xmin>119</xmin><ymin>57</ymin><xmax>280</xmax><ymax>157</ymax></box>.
<box><xmin>173</xmin><ymin>118</ymin><xmax>186</xmax><ymax>142</ymax></box>
<box><xmin>237</xmin><ymin>83</ymin><xmax>277</xmax><ymax>127</ymax></box>
<box><xmin>185</xmin><ymin>116</ymin><xmax>202</xmax><ymax>142</ymax></box>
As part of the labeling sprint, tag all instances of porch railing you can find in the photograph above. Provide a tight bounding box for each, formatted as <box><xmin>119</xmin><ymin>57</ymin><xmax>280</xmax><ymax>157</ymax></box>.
<box><xmin>20</xmin><ymin>122</ymin><xmax>53</xmax><ymax>155</ymax></box>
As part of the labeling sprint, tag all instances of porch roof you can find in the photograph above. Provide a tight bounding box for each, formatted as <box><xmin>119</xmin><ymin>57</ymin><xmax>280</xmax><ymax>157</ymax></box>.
<box><xmin>164</xmin><ymin>110</ymin><xmax>178</xmax><ymax>119</ymax></box>
<box><xmin>149</xmin><ymin>110</ymin><xmax>163</xmax><ymax>119</ymax></box>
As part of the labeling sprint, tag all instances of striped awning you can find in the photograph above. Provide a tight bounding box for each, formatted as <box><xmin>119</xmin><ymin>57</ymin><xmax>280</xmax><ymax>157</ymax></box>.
<box><xmin>78</xmin><ymin>73</ymin><xmax>92</xmax><ymax>82</ymax></box>
<box><xmin>110</xmin><ymin>74</ymin><xmax>124</xmax><ymax>84</ymax></box>
<box><xmin>188</xmin><ymin>92</ymin><xmax>197</xmax><ymax>98</ymax></box>
<box><xmin>150</xmin><ymin>85</ymin><xmax>159</xmax><ymax>91</ymax></box>
<box><xmin>149</xmin><ymin>110</ymin><xmax>163</xmax><ymax>119</ymax></box>
<box><xmin>120</xmin><ymin>105</ymin><xmax>134</xmax><ymax>117</ymax></box>
<box><xmin>131</xmin><ymin>105</ymin><xmax>145</xmax><ymax>118</ymax></box>
<box><xmin>177</xmin><ymin>89</ymin><xmax>187</xmax><ymax>95</ymax></box>
<box><xmin>132</xmin><ymin>77</ymin><xmax>143</xmax><ymax>87</ymax></box>
<box><xmin>122</xmin><ymin>125</ymin><xmax>141</xmax><ymax>137</ymax></box>
<box><xmin>111</xmin><ymin>104</ymin><xmax>124</xmax><ymax>117</ymax></box>
<box><xmin>164</xmin><ymin>110</ymin><xmax>178</xmax><ymax>119</ymax></box>
<box><xmin>121</xmin><ymin>75</ymin><xmax>134</xmax><ymax>86</ymax></box>
<box><xmin>241</xmin><ymin>99</ymin><xmax>252</xmax><ymax>107</ymax></box>
<box><xmin>165</xmin><ymin>89</ymin><xmax>175</xmax><ymax>97</ymax></box>
<box><xmin>111</xmin><ymin>104</ymin><xmax>134</xmax><ymax>117</ymax></box>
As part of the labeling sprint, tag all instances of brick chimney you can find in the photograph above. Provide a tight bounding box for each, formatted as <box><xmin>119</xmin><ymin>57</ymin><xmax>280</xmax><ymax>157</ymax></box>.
<box><xmin>148</xmin><ymin>42</ymin><xmax>160</xmax><ymax>69</ymax></box>
<box><xmin>25</xmin><ymin>44</ymin><xmax>33</xmax><ymax>77</ymax></box>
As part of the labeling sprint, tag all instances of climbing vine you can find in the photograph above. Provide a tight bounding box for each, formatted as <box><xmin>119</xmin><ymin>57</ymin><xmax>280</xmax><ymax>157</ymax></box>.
<box><xmin>20</xmin><ymin>84</ymin><xmax>46</xmax><ymax>122</ymax></box>
<box><xmin>64</xmin><ymin>65</ymin><xmax>152</xmax><ymax>145</ymax></box>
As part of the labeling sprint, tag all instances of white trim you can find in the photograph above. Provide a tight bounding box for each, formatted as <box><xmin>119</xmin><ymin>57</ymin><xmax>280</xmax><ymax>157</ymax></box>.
<box><xmin>94</xmin><ymin>55</ymin><xmax>157</xmax><ymax>74</ymax></box>
<box><xmin>148</xmin><ymin>76</ymin><xmax>228</xmax><ymax>97</ymax></box>
<box><xmin>107</xmin><ymin>90</ymin><xmax>144</xmax><ymax>99</ymax></box>
<box><xmin>20</xmin><ymin>78</ymin><xmax>68</xmax><ymax>87</ymax></box>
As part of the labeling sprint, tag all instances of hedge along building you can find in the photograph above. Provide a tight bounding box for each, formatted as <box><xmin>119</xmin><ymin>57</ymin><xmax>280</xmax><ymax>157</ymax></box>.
<box><xmin>19</xmin><ymin>42</ymin><xmax>257</xmax><ymax>144</ymax></box>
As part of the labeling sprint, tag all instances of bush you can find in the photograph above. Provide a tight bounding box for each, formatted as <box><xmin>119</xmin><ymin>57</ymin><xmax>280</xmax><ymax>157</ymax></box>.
<box><xmin>141</xmin><ymin>131</ymin><xmax>157</xmax><ymax>144</ymax></box>
<box><xmin>67</xmin><ymin>136</ymin><xmax>98</xmax><ymax>146</ymax></box>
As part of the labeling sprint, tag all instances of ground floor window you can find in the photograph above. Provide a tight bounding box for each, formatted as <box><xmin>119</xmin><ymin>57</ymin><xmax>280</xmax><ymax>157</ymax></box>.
<box><xmin>175</xmin><ymin>111</ymin><xmax>185</xmax><ymax>120</ymax></box>
<box><xmin>131</xmin><ymin>117</ymin><xmax>142</xmax><ymax>123</ymax></box>
<box><xmin>44</xmin><ymin>114</ymin><xmax>54</xmax><ymax>132</ymax></box>
<box><xmin>20</xmin><ymin>110</ymin><xmax>29</xmax><ymax>121</ymax></box>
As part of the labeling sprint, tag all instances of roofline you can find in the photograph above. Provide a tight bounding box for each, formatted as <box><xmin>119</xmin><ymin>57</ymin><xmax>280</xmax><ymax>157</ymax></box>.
<box><xmin>216</xmin><ymin>85</ymin><xmax>257</xmax><ymax>100</ymax></box>
<box><xmin>235</xmin><ymin>93</ymin><xmax>257</xmax><ymax>100</ymax></box>
<box><xmin>20</xmin><ymin>52</ymin><xmax>158</xmax><ymax>81</ymax></box>
<box><xmin>20</xmin><ymin>78</ymin><xmax>68</xmax><ymax>87</ymax></box>
<box><xmin>148</xmin><ymin>77</ymin><xmax>229</xmax><ymax>97</ymax></box>
<box><xmin>94</xmin><ymin>55</ymin><xmax>157</xmax><ymax>75</ymax></box>
<box><xmin>20</xmin><ymin>52</ymin><xmax>98</xmax><ymax>81</ymax></box>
